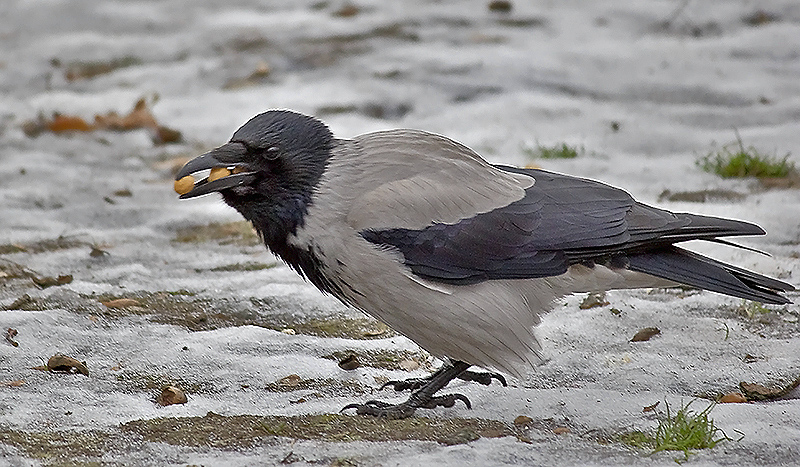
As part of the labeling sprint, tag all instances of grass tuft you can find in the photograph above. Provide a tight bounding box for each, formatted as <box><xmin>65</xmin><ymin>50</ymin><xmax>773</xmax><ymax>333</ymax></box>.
<box><xmin>737</xmin><ymin>301</ymin><xmax>772</xmax><ymax>319</ymax></box>
<box><xmin>653</xmin><ymin>401</ymin><xmax>735</xmax><ymax>462</ymax></box>
<box><xmin>523</xmin><ymin>142</ymin><xmax>583</xmax><ymax>159</ymax></box>
<box><xmin>697</xmin><ymin>133</ymin><xmax>794</xmax><ymax>178</ymax></box>
<box><xmin>617</xmin><ymin>400</ymin><xmax>737</xmax><ymax>462</ymax></box>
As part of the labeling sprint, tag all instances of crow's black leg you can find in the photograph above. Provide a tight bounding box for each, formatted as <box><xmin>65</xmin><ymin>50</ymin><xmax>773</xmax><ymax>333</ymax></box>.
<box><xmin>342</xmin><ymin>361</ymin><xmax>472</xmax><ymax>419</ymax></box>
<box><xmin>381</xmin><ymin>365</ymin><xmax>507</xmax><ymax>392</ymax></box>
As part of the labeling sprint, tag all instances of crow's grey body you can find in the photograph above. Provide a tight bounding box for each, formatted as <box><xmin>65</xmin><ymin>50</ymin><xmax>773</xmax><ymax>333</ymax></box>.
<box><xmin>286</xmin><ymin>129</ymin><xmax>789</xmax><ymax>377</ymax></box>
<box><xmin>176</xmin><ymin>110</ymin><xmax>794</xmax><ymax>414</ymax></box>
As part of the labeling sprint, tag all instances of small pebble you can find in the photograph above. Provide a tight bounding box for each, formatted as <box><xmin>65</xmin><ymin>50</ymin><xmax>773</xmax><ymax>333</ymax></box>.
<box><xmin>158</xmin><ymin>386</ymin><xmax>188</xmax><ymax>406</ymax></box>
<box><xmin>513</xmin><ymin>415</ymin><xmax>532</xmax><ymax>425</ymax></box>
<box><xmin>631</xmin><ymin>327</ymin><xmax>660</xmax><ymax>342</ymax></box>
<box><xmin>488</xmin><ymin>0</ymin><xmax>512</xmax><ymax>13</ymax></box>
<box><xmin>338</xmin><ymin>354</ymin><xmax>360</xmax><ymax>370</ymax></box>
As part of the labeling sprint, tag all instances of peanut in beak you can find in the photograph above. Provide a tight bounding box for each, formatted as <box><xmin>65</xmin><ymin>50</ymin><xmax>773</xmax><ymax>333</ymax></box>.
<box><xmin>174</xmin><ymin>175</ymin><xmax>195</xmax><ymax>195</ymax></box>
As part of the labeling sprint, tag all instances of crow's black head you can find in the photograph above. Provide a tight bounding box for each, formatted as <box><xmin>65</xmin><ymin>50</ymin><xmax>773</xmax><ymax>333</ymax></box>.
<box><xmin>175</xmin><ymin>110</ymin><xmax>334</xmax><ymax>247</ymax></box>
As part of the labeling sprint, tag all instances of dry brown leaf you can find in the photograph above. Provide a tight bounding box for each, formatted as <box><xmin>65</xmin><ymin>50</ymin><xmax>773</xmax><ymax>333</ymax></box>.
<box><xmin>739</xmin><ymin>377</ymin><xmax>800</xmax><ymax>401</ymax></box>
<box><xmin>719</xmin><ymin>392</ymin><xmax>748</xmax><ymax>403</ymax></box>
<box><xmin>47</xmin><ymin>354</ymin><xmax>89</xmax><ymax>376</ymax></box>
<box><xmin>5</xmin><ymin>328</ymin><xmax>19</xmax><ymax>347</ymax></box>
<box><xmin>642</xmin><ymin>401</ymin><xmax>660</xmax><ymax>412</ymax></box>
<box><xmin>48</xmin><ymin>114</ymin><xmax>94</xmax><ymax>133</ymax></box>
<box><xmin>23</xmin><ymin>98</ymin><xmax>181</xmax><ymax>144</ymax></box>
<box><xmin>0</xmin><ymin>380</ymin><xmax>24</xmax><ymax>388</ymax></box>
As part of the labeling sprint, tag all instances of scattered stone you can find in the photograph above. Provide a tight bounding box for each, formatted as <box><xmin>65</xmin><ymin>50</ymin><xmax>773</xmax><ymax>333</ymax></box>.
<box><xmin>89</xmin><ymin>246</ymin><xmax>109</xmax><ymax>257</ymax></box>
<box><xmin>513</xmin><ymin>415</ymin><xmax>532</xmax><ymax>425</ymax></box>
<box><xmin>579</xmin><ymin>291</ymin><xmax>609</xmax><ymax>309</ymax></box>
<box><xmin>488</xmin><ymin>0</ymin><xmax>512</xmax><ymax>13</ymax></box>
<box><xmin>338</xmin><ymin>354</ymin><xmax>360</xmax><ymax>370</ymax></box>
<box><xmin>362</xmin><ymin>322</ymin><xmax>389</xmax><ymax>337</ymax></box>
<box><xmin>399</xmin><ymin>359</ymin><xmax>420</xmax><ymax>371</ymax></box>
<box><xmin>158</xmin><ymin>386</ymin><xmax>188</xmax><ymax>406</ymax></box>
<box><xmin>47</xmin><ymin>354</ymin><xmax>89</xmax><ymax>376</ymax></box>
<box><xmin>742</xmin><ymin>10</ymin><xmax>780</xmax><ymax>26</ymax></box>
<box><xmin>277</xmin><ymin>374</ymin><xmax>302</xmax><ymax>389</ymax></box>
<box><xmin>553</xmin><ymin>426</ymin><xmax>570</xmax><ymax>435</ymax></box>
<box><xmin>333</xmin><ymin>3</ymin><xmax>359</xmax><ymax>17</ymax></box>
<box><xmin>742</xmin><ymin>354</ymin><xmax>759</xmax><ymax>364</ymax></box>
<box><xmin>631</xmin><ymin>327</ymin><xmax>660</xmax><ymax>342</ymax></box>
<box><xmin>32</xmin><ymin>274</ymin><xmax>73</xmax><ymax>288</ymax></box>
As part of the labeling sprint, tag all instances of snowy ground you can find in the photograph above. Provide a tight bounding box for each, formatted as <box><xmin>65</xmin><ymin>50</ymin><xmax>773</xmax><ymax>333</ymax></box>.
<box><xmin>1</xmin><ymin>0</ymin><xmax>800</xmax><ymax>465</ymax></box>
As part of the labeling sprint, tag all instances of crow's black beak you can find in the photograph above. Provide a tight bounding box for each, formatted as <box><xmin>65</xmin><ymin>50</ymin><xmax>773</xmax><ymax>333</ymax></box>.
<box><xmin>175</xmin><ymin>142</ymin><xmax>257</xmax><ymax>199</ymax></box>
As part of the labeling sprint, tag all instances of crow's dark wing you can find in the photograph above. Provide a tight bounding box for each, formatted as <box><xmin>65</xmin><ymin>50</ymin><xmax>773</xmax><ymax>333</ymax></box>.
<box><xmin>361</xmin><ymin>167</ymin><xmax>793</xmax><ymax>304</ymax></box>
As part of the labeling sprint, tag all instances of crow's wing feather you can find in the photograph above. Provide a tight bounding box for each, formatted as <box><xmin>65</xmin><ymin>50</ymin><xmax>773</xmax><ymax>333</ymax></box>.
<box><xmin>360</xmin><ymin>166</ymin><xmax>792</xmax><ymax>303</ymax></box>
<box><xmin>361</xmin><ymin>167</ymin><xmax>707</xmax><ymax>282</ymax></box>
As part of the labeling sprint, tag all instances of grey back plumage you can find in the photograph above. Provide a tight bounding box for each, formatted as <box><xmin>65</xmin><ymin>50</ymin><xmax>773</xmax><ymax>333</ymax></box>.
<box><xmin>344</xmin><ymin>130</ymin><xmax>534</xmax><ymax>231</ymax></box>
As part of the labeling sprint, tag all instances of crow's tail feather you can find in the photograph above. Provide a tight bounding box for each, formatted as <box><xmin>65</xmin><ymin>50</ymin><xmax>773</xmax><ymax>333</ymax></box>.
<box><xmin>627</xmin><ymin>246</ymin><xmax>794</xmax><ymax>305</ymax></box>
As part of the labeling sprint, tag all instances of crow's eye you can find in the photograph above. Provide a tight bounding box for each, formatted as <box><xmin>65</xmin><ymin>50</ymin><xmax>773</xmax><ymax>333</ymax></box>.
<box><xmin>264</xmin><ymin>146</ymin><xmax>281</xmax><ymax>160</ymax></box>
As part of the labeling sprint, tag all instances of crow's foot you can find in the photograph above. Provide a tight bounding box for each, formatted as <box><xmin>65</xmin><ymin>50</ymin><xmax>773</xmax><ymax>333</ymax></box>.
<box><xmin>343</xmin><ymin>361</ymin><xmax>475</xmax><ymax>418</ymax></box>
<box><xmin>341</xmin><ymin>393</ymin><xmax>471</xmax><ymax>419</ymax></box>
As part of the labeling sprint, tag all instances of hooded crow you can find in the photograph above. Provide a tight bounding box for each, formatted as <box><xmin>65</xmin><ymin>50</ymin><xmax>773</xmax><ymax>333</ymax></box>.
<box><xmin>176</xmin><ymin>110</ymin><xmax>794</xmax><ymax>418</ymax></box>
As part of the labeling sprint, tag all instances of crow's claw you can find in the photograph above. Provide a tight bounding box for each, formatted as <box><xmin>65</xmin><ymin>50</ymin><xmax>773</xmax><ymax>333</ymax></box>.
<box><xmin>380</xmin><ymin>377</ymin><xmax>429</xmax><ymax>392</ymax></box>
<box><xmin>419</xmin><ymin>393</ymin><xmax>472</xmax><ymax>410</ymax></box>
<box><xmin>340</xmin><ymin>393</ymin><xmax>471</xmax><ymax>419</ymax></box>
<box><xmin>458</xmin><ymin>370</ymin><xmax>507</xmax><ymax>387</ymax></box>
<box><xmin>341</xmin><ymin>399</ymin><xmax>416</xmax><ymax>419</ymax></box>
